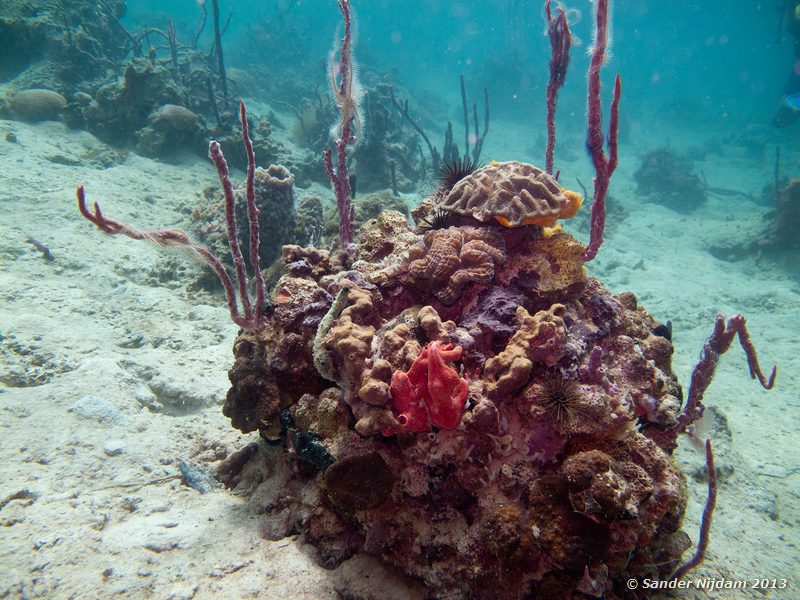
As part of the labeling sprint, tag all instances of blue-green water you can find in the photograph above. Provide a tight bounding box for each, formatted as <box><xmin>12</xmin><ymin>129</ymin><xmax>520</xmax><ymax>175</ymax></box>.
<box><xmin>0</xmin><ymin>1</ymin><xmax>798</xmax><ymax>598</ymax></box>
<box><xmin>124</xmin><ymin>0</ymin><xmax>790</xmax><ymax>130</ymax></box>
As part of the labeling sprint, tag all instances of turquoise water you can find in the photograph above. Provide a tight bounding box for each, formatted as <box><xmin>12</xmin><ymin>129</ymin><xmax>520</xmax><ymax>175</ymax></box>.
<box><xmin>1</xmin><ymin>1</ymin><xmax>798</xmax><ymax>598</ymax></box>
<box><xmin>123</xmin><ymin>0</ymin><xmax>789</xmax><ymax>130</ymax></box>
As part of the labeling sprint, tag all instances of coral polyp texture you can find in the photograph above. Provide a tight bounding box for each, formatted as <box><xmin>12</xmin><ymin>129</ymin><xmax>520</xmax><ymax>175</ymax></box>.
<box><xmin>221</xmin><ymin>186</ymin><xmax>696</xmax><ymax>598</ymax></box>
<box><xmin>441</xmin><ymin>160</ymin><xmax>583</xmax><ymax>227</ymax></box>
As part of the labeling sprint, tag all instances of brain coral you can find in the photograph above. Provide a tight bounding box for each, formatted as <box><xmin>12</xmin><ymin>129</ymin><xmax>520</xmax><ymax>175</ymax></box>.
<box><xmin>8</xmin><ymin>89</ymin><xmax>67</xmax><ymax>122</ymax></box>
<box><xmin>442</xmin><ymin>160</ymin><xmax>583</xmax><ymax>227</ymax></box>
<box><xmin>407</xmin><ymin>226</ymin><xmax>506</xmax><ymax>305</ymax></box>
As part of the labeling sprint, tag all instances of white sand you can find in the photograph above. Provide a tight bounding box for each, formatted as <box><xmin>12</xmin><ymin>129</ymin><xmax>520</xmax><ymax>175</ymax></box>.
<box><xmin>0</xmin><ymin>116</ymin><xmax>797</xmax><ymax>599</ymax></box>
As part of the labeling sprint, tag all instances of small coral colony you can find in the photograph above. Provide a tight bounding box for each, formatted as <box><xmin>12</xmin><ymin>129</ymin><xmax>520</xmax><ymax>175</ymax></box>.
<box><xmin>77</xmin><ymin>0</ymin><xmax>776</xmax><ymax>597</ymax></box>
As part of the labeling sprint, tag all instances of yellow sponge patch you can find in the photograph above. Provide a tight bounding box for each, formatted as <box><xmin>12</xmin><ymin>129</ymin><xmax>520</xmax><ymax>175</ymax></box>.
<box><xmin>560</xmin><ymin>189</ymin><xmax>583</xmax><ymax>219</ymax></box>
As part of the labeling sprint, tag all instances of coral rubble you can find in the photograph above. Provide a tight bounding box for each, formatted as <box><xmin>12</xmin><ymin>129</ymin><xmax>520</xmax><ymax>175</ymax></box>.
<box><xmin>221</xmin><ymin>165</ymin><xmax>696</xmax><ymax>598</ymax></box>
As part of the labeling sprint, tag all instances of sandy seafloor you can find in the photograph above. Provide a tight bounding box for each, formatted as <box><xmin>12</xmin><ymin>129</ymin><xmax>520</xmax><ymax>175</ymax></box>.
<box><xmin>0</xmin><ymin>106</ymin><xmax>798</xmax><ymax>600</ymax></box>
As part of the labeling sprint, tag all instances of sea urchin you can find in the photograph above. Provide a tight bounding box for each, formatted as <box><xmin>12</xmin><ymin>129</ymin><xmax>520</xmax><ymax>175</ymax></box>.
<box><xmin>530</xmin><ymin>375</ymin><xmax>585</xmax><ymax>425</ymax></box>
<box><xmin>418</xmin><ymin>208</ymin><xmax>456</xmax><ymax>231</ymax></box>
<box><xmin>438</xmin><ymin>155</ymin><xmax>481</xmax><ymax>192</ymax></box>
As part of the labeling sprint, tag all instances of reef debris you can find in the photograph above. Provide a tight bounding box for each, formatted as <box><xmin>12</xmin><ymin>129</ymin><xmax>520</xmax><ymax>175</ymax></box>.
<box><xmin>634</xmin><ymin>147</ymin><xmax>707</xmax><ymax>213</ymax></box>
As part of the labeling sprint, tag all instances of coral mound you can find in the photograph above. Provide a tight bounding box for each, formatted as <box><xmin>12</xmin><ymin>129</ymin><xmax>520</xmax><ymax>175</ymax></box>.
<box><xmin>442</xmin><ymin>160</ymin><xmax>583</xmax><ymax>227</ymax></box>
<box><xmin>222</xmin><ymin>184</ymin><xmax>693</xmax><ymax>599</ymax></box>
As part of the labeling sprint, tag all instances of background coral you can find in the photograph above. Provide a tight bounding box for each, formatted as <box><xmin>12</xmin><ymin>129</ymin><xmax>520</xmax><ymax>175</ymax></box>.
<box><xmin>0</xmin><ymin>0</ymin><xmax>127</xmax><ymax>92</ymax></box>
<box><xmin>192</xmin><ymin>163</ymin><xmax>296</xmax><ymax>276</ymax></box>
<box><xmin>634</xmin><ymin>147</ymin><xmax>707</xmax><ymax>213</ymax></box>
